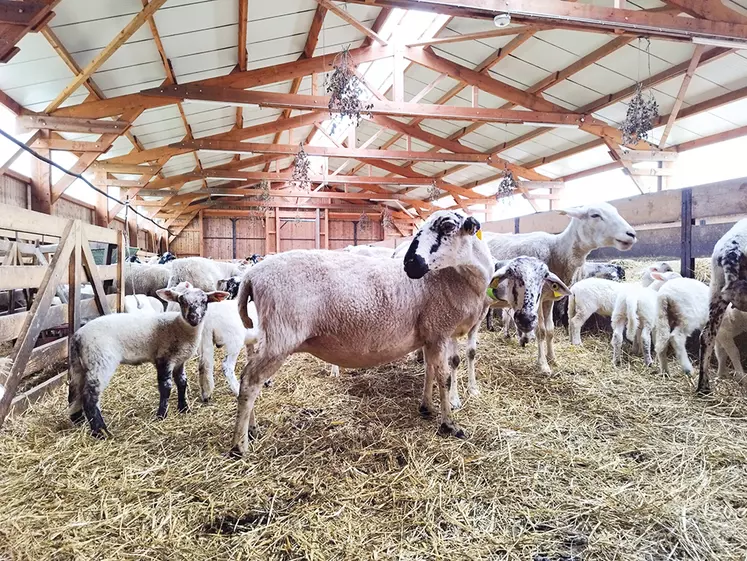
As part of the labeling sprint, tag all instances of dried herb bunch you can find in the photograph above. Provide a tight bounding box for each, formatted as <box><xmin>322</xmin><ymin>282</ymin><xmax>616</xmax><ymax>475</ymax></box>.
<box><xmin>258</xmin><ymin>179</ymin><xmax>271</xmax><ymax>201</ymax></box>
<box><xmin>497</xmin><ymin>169</ymin><xmax>516</xmax><ymax>200</ymax></box>
<box><xmin>292</xmin><ymin>143</ymin><xmax>311</xmax><ymax>192</ymax></box>
<box><xmin>358</xmin><ymin>211</ymin><xmax>371</xmax><ymax>232</ymax></box>
<box><xmin>381</xmin><ymin>208</ymin><xmax>394</xmax><ymax>231</ymax></box>
<box><xmin>621</xmin><ymin>82</ymin><xmax>659</xmax><ymax>146</ymax></box>
<box><xmin>426</xmin><ymin>183</ymin><xmax>440</xmax><ymax>202</ymax></box>
<box><xmin>325</xmin><ymin>46</ymin><xmax>373</xmax><ymax>132</ymax></box>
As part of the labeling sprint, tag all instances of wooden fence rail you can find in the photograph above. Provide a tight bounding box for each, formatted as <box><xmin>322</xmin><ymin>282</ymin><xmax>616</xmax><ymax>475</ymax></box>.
<box><xmin>0</xmin><ymin>203</ymin><xmax>125</xmax><ymax>426</ymax></box>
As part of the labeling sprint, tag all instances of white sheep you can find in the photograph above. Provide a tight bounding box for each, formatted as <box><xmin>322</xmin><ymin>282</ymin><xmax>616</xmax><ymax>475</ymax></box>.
<box><xmin>697</xmin><ymin>218</ymin><xmax>747</xmax><ymax>394</ymax></box>
<box><xmin>568</xmin><ymin>278</ymin><xmax>626</xmax><ymax>345</ymax></box>
<box><xmin>167</xmin><ymin>257</ymin><xmax>229</xmax><ymax>292</ymax></box>
<box><xmin>655</xmin><ymin>277</ymin><xmax>710</xmax><ymax>377</ymax></box>
<box><xmin>714</xmin><ymin>306</ymin><xmax>747</xmax><ymax>385</ymax></box>
<box><xmin>168</xmin><ymin>281</ymin><xmax>259</xmax><ymax>401</ymax></box>
<box><xmin>640</xmin><ymin>262</ymin><xmax>674</xmax><ymax>287</ymax></box>
<box><xmin>611</xmin><ymin>285</ymin><xmax>658</xmax><ymax>367</ymax></box>
<box><xmin>0</xmin><ymin>357</ymin><xmax>10</xmax><ymax>402</ymax></box>
<box><xmin>343</xmin><ymin>245</ymin><xmax>394</xmax><ymax>258</ymax></box>
<box><xmin>67</xmin><ymin>284</ymin><xmax>228</xmax><ymax>437</ymax></box>
<box><xmin>229</xmin><ymin>211</ymin><xmax>491</xmax><ymax>457</ymax></box>
<box><xmin>485</xmin><ymin>203</ymin><xmax>636</xmax><ymax>373</ymax></box>
<box><xmin>124</xmin><ymin>263</ymin><xmax>171</xmax><ymax>300</ymax></box>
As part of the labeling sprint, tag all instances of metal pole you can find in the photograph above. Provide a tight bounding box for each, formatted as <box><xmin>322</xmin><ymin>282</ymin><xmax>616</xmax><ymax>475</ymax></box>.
<box><xmin>680</xmin><ymin>187</ymin><xmax>694</xmax><ymax>278</ymax></box>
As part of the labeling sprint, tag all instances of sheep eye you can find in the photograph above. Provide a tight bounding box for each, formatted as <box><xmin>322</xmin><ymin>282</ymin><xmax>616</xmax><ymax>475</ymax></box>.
<box><xmin>590</xmin><ymin>213</ymin><xmax>602</xmax><ymax>219</ymax></box>
<box><xmin>441</xmin><ymin>221</ymin><xmax>457</xmax><ymax>233</ymax></box>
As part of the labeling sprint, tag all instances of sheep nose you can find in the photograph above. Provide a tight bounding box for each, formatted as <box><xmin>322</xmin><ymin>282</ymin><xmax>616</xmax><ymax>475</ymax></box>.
<box><xmin>404</xmin><ymin>254</ymin><xmax>429</xmax><ymax>280</ymax></box>
<box><xmin>515</xmin><ymin>311</ymin><xmax>537</xmax><ymax>331</ymax></box>
<box><xmin>626</xmin><ymin>230</ymin><xmax>637</xmax><ymax>239</ymax></box>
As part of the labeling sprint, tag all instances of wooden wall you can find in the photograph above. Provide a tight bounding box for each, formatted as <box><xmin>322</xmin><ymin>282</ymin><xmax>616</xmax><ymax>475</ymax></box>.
<box><xmin>204</xmin><ymin>215</ymin><xmax>264</xmax><ymax>259</ymax></box>
<box><xmin>0</xmin><ymin>173</ymin><xmax>27</xmax><ymax>208</ymax></box>
<box><xmin>170</xmin><ymin>216</ymin><xmax>200</xmax><ymax>257</ymax></box>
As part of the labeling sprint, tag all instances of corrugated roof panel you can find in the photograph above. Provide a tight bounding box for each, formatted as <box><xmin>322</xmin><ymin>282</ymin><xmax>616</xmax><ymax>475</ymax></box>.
<box><xmin>532</xmin><ymin>29</ymin><xmax>611</xmax><ymax>58</ymax></box>
<box><xmin>134</xmin><ymin>105</ymin><xmax>183</xmax><ymax>127</ymax></box>
<box><xmin>694</xmin><ymin>54</ymin><xmax>747</xmax><ymax>92</ymax></box>
<box><xmin>598</xmin><ymin>43</ymin><xmax>685</xmax><ymax>84</ymax></box>
<box><xmin>570</xmin><ymin>63</ymin><xmax>637</xmax><ymax>98</ymax></box>
<box><xmin>92</xmin><ymin>61</ymin><xmax>166</xmax><ymax>92</ymax></box>
<box><xmin>653</xmin><ymin>75</ymin><xmax>727</xmax><ymax>108</ymax></box>
<box><xmin>543</xmin><ymin>80</ymin><xmax>607</xmax><ymax>110</ymax></box>
<box><xmin>171</xmin><ymin>48</ymin><xmax>238</xmax><ymax>80</ymax></box>
<box><xmin>433</xmin><ymin>36</ymin><xmax>516</xmax><ymax>69</ymax></box>
<box><xmin>708</xmin><ymin>98</ymin><xmax>747</xmax><ymax>127</ymax></box>
<box><xmin>505</xmin><ymin>35</ymin><xmax>580</xmax><ymax>76</ymax></box>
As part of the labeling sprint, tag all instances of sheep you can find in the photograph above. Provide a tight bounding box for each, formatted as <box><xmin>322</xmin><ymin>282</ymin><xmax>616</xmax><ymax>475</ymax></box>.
<box><xmin>571</xmin><ymin>261</ymin><xmax>626</xmax><ymax>284</ymax></box>
<box><xmin>714</xmin><ymin>306</ymin><xmax>747</xmax><ymax>385</ymax></box>
<box><xmin>124</xmin><ymin>294</ymin><xmax>164</xmax><ymax>314</ymax></box>
<box><xmin>167</xmin><ymin>257</ymin><xmax>229</xmax><ymax>292</ymax></box>
<box><xmin>67</xmin><ymin>284</ymin><xmax>228</xmax><ymax>437</ymax></box>
<box><xmin>655</xmin><ymin>277</ymin><xmax>710</xmax><ymax>377</ymax></box>
<box><xmin>123</xmin><ymin>263</ymin><xmax>171</xmax><ymax>300</ymax></box>
<box><xmin>697</xmin><ymin>218</ymin><xmax>747</xmax><ymax>394</ymax></box>
<box><xmin>568</xmin><ymin>278</ymin><xmax>627</xmax><ymax>345</ymax></box>
<box><xmin>126</xmin><ymin>255</ymin><xmax>141</xmax><ymax>263</ymax></box>
<box><xmin>343</xmin><ymin>245</ymin><xmax>395</xmax><ymax>258</ymax></box>
<box><xmin>147</xmin><ymin>251</ymin><xmax>176</xmax><ymax>265</ymax></box>
<box><xmin>247</xmin><ymin>254</ymin><xmax>262</xmax><ymax>265</ymax></box>
<box><xmin>611</xmin><ymin>285</ymin><xmax>658</xmax><ymax>367</ymax></box>
<box><xmin>641</xmin><ymin>262</ymin><xmax>674</xmax><ymax>287</ymax></box>
<box><xmin>486</xmin><ymin>203</ymin><xmax>636</xmax><ymax>373</ymax></box>
<box><xmin>212</xmin><ymin>259</ymin><xmax>247</xmax><ymax>279</ymax></box>
<box><xmin>229</xmin><ymin>211</ymin><xmax>491</xmax><ymax>456</ymax></box>
<box><xmin>0</xmin><ymin>357</ymin><xmax>10</xmax><ymax>402</ymax></box>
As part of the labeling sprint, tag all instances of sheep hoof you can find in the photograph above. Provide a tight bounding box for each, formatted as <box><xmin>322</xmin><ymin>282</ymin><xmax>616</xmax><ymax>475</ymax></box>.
<box><xmin>468</xmin><ymin>386</ymin><xmax>480</xmax><ymax>397</ymax></box>
<box><xmin>450</xmin><ymin>397</ymin><xmax>462</xmax><ymax>410</ymax></box>
<box><xmin>696</xmin><ymin>384</ymin><xmax>712</xmax><ymax>396</ymax></box>
<box><xmin>156</xmin><ymin>410</ymin><xmax>168</xmax><ymax>420</ymax></box>
<box><xmin>201</xmin><ymin>395</ymin><xmax>211</xmax><ymax>404</ymax></box>
<box><xmin>418</xmin><ymin>403</ymin><xmax>433</xmax><ymax>418</ymax></box>
<box><xmin>178</xmin><ymin>404</ymin><xmax>190</xmax><ymax>414</ymax></box>
<box><xmin>91</xmin><ymin>427</ymin><xmax>111</xmax><ymax>440</ymax></box>
<box><xmin>69</xmin><ymin>410</ymin><xmax>85</xmax><ymax>426</ymax></box>
<box><xmin>263</xmin><ymin>379</ymin><xmax>273</xmax><ymax>388</ymax></box>
<box><xmin>227</xmin><ymin>445</ymin><xmax>244</xmax><ymax>459</ymax></box>
<box><xmin>438</xmin><ymin>422</ymin><xmax>468</xmax><ymax>440</ymax></box>
<box><xmin>247</xmin><ymin>426</ymin><xmax>260</xmax><ymax>441</ymax></box>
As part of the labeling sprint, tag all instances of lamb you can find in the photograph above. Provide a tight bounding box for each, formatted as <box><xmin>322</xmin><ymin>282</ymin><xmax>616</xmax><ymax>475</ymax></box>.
<box><xmin>167</xmin><ymin>281</ymin><xmax>259</xmax><ymax>401</ymax></box>
<box><xmin>124</xmin><ymin>294</ymin><xmax>164</xmax><ymax>314</ymax></box>
<box><xmin>229</xmin><ymin>211</ymin><xmax>491</xmax><ymax>456</ymax></box>
<box><xmin>343</xmin><ymin>245</ymin><xmax>395</xmax><ymax>258</ymax></box>
<box><xmin>641</xmin><ymin>262</ymin><xmax>674</xmax><ymax>287</ymax></box>
<box><xmin>67</xmin><ymin>284</ymin><xmax>228</xmax><ymax>437</ymax></box>
<box><xmin>714</xmin><ymin>306</ymin><xmax>747</xmax><ymax>385</ymax></box>
<box><xmin>485</xmin><ymin>203</ymin><xmax>636</xmax><ymax>373</ymax></box>
<box><xmin>123</xmin><ymin>263</ymin><xmax>171</xmax><ymax>300</ymax></box>
<box><xmin>571</xmin><ymin>261</ymin><xmax>626</xmax><ymax>284</ymax></box>
<box><xmin>212</xmin><ymin>259</ymin><xmax>247</xmax><ymax>279</ymax></box>
<box><xmin>611</xmin><ymin>286</ymin><xmax>658</xmax><ymax>367</ymax></box>
<box><xmin>147</xmin><ymin>251</ymin><xmax>176</xmax><ymax>265</ymax></box>
<box><xmin>167</xmin><ymin>257</ymin><xmax>230</xmax><ymax>292</ymax></box>
<box><xmin>568</xmin><ymin>278</ymin><xmax>627</xmax><ymax>345</ymax></box>
<box><xmin>697</xmin><ymin>218</ymin><xmax>747</xmax><ymax>394</ymax></box>
<box><xmin>655</xmin><ymin>277</ymin><xmax>710</xmax><ymax>377</ymax></box>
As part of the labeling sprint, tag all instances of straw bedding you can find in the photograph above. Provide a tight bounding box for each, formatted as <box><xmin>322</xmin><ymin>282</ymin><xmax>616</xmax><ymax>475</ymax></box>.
<box><xmin>1</xmin><ymin>327</ymin><xmax>747</xmax><ymax>560</ymax></box>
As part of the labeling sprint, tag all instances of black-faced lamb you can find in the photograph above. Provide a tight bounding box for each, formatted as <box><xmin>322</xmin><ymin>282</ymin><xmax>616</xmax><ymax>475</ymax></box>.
<box><xmin>485</xmin><ymin>203</ymin><xmax>636</xmax><ymax>373</ymax></box>
<box><xmin>67</xmin><ymin>284</ymin><xmax>228</xmax><ymax>437</ymax></box>
<box><xmin>229</xmin><ymin>211</ymin><xmax>491</xmax><ymax>456</ymax></box>
<box><xmin>698</xmin><ymin>218</ymin><xmax>747</xmax><ymax>394</ymax></box>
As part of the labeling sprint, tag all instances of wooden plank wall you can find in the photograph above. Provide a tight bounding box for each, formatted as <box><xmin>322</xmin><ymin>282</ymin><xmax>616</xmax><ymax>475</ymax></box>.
<box><xmin>0</xmin><ymin>174</ymin><xmax>27</xmax><ymax>208</ymax></box>
<box><xmin>170</xmin><ymin>216</ymin><xmax>200</xmax><ymax>257</ymax></box>
<box><xmin>329</xmin><ymin>220</ymin><xmax>384</xmax><ymax>250</ymax></box>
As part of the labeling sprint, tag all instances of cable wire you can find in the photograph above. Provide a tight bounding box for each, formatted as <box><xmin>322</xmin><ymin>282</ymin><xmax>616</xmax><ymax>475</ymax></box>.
<box><xmin>0</xmin><ymin>127</ymin><xmax>170</xmax><ymax>233</ymax></box>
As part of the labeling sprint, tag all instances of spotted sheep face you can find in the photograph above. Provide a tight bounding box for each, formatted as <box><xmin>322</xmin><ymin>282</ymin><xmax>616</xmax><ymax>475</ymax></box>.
<box><xmin>403</xmin><ymin>211</ymin><xmax>482</xmax><ymax>280</ymax></box>
<box><xmin>489</xmin><ymin>257</ymin><xmax>570</xmax><ymax>336</ymax></box>
<box><xmin>158</xmin><ymin>252</ymin><xmax>176</xmax><ymax>265</ymax></box>
<box><xmin>156</xmin><ymin>283</ymin><xmax>229</xmax><ymax>327</ymax></box>
<box><xmin>720</xmin><ymin>242</ymin><xmax>747</xmax><ymax>312</ymax></box>
<box><xmin>561</xmin><ymin>202</ymin><xmax>637</xmax><ymax>251</ymax></box>
<box><xmin>217</xmin><ymin>276</ymin><xmax>242</xmax><ymax>300</ymax></box>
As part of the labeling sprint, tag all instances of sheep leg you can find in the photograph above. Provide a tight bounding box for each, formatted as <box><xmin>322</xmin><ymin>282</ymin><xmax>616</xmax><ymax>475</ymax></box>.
<box><xmin>447</xmin><ymin>338</ymin><xmax>462</xmax><ymax>410</ymax></box>
<box><xmin>536</xmin><ymin>302</ymin><xmax>552</xmax><ymax>374</ymax></box>
<box><xmin>82</xmin><ymin>377</ymin><xmax>110</xmax><ymax>439</ymax></box>
<box><xmin>485</xmin><ymin>308</ymin><xmax>494</xmax><ymax>332</ymax></box>
<box><xmin>173</xmin><ymin>363</ymin><xmax>189</xmax><ymax>413</ymax></box>
<box><xmin>611</xmin><ymin>320</ymin><xmax>624</xmax><ymax>367</ymax></box>
<box><xmin>330</xmin><ymin>364</ymin><xmax>340</xmax><ymax>377</ymax></box>
<box><xmin>466</xmin><ymin>322</ymin><xmax>480</xmax><ymax>397</ymax></box>
<box><xmin>419</xmin><ymin>350</ymin><xmax>434</xmax><ymax>418</ymax></box>
<box><xmin>671</xmin><ymin>329</ymin><xmax>694</xmax><ymax>377</ymax></box>
<box><xmin>198</xmin><ymin>337</ymin><xmax>216</xmax><ymax>402</ymax></box>
<box><xmin>656</xmin><ymin>338</ymin><xmax>670</xmax><ymax>375</ymax></box>
<box><xmin>425</xmin><ymin>342</ymin><xmax>466</xmax><ymax>439</ymax></box>
<box><xmin>222</xmin><ymin>351</ymin><xmax>240</xmax><ymax>396</ymax></box>
<box><xmin>543</xmin><ymin>300</ymin><xmax>557</xmax><ymax>364</ymax></box>
<box><xmin>697</xmin><ymin>297</ymin><xmax>729</xmax><ymax>395</ymax></box>
<box><xmin>229</xmin><ymin>354</ymin><xmax>285</xmax><ymax>457</ymax></box>
<box><xmin>641</xmin><ymin>326</ymin><xmax>653</xmax><ymax>367</ymax></box>
<box><xmin>715</xmin><ymin>334</ymin><xmax>745</xmax><ymax>382</ymax></box>
<box><xmin>569</xmin><ymin>305</ymin><xmax>591</xmax><ymax>346</ymax></box>
<box><xmin>156</xmin><ymin>360</ymin><xmax>173</xmax><ymax>420</ymax></box>
<box><xmin>501</xmin><ymin>309</ymin><xmax>514</xmax><ymax>339</ymax></box>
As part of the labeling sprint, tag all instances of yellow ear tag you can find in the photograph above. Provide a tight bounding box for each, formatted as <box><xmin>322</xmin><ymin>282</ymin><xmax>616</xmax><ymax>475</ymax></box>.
<box><xmin>551</xmin><ymin>282</ymin><xmax>562</xmax><ymax>299</ymax></box>
<box><xmin>476</xmin><ymin>229</ymin><xmax>483</xmax><ymax>240</ymax></box>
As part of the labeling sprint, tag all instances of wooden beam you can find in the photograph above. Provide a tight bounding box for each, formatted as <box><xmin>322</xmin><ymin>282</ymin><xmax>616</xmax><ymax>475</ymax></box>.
<box><xmin>663</xmin><ymin>0</ymin><xmax>747</xmax><ymax>25</ymax></box>
<box><xmin>90</xmin><ymin>162</ymin><xmax>161</xmax><ymax>175</ymax></box>
<box><xmin>45</xmin><ymin>0</ymin><xmax>168</xmax><ymax>112</ymax></box>
<box><xmin>16</xmin><ymin>115</ymin><xmax>130</xmax><ymax>135</ymax></box>
<box><xmin>659</xmin><ymin>45</ymin><xmax>704</xmax><ymax>147</ymax></box>
<box><xmin>30</xmin><ymin>130</ymin><xmax>52</xmax><ymax>214</ymax></box>
<box><xmin>0</xmin><ymin>1</ymin><xmax>50</xmax><ymax>25</ymax></box>
<box><xmin>0</xmin><ymin>0</ymin><xmax>59</xmax><ymax>63</ymax></box>
<box><xmin>52</xmin><ymin>44</ymin><xmax>393</xmax><ymax>120</ymax></box>
<box><xmin>674</xmin><ymin>124</ymin><xmax>747</xmax><ymax>152</ymax></box>
<box><xmin>0</xmin><ymin>87</ymin><xmax>23</xmax><ymax>115</ymax></box>
<box><xmin>237</xmin><ymin>0</ymin><xmax>248</xmax><ymax>71</ymax></box>
<box><xmin>30</xmin><ymin>138</ymin><xmax>108</xmax><ymax>152</ymax></box>
<box><xmin>406</xmin><ymin>24</ymin><xmax>536</xmax><ymax>47</ymax></box>
<box><xmin>316</xmin><ymin>0</ymin><xmax>388</xmax><ymax>45</ymax></box>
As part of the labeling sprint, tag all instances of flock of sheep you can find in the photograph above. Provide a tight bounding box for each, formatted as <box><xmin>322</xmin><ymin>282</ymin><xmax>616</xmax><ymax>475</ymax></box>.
<box><xmin>45</xmin><ymin>204</ymin><xmax>747</xmax><ymax>457</ymax></box>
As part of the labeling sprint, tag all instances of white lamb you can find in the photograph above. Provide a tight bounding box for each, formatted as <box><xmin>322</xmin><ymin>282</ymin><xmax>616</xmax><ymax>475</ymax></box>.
<box><xmin>167</xmin><ymin>257</ymin><xmax>229</xmax><ymax>292</ymax></box>
<box><xmin>67</xmin><ymin>284</ymin><xmax>228</xmax><ymax>437</ymax></box>
<box><xmin>714</xmin><ymin>306</ymin><xmax>747</xmax><ymax>386</ymax></box>
<box><xmin>124</xmin><ymin>294</ymin><xmax>164</xmax><ymax>314</ymax></box>
<box><xmin>655</xmin><ymin>277</ymin><xmax>710</xmax><ymax>377</ymax></box>
<box><xmin>640</xmin><ymin>262</ymin><xmax>674</xmax><ymax>287</ymax></box>
<box><xmin>568</xmin><ymin>278</ymin><xmax>626</xmax><ymax>345</ymax></box>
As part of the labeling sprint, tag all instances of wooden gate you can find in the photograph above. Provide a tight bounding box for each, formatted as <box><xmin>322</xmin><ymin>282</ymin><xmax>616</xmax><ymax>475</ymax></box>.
<box><xmin>0</xmin><ymin>203</ymin><xmax>125</xmax><ymax>427</ymax></box>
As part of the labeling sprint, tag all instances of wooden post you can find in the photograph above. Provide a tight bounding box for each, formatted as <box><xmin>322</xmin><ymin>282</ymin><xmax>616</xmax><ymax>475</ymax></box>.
<box><xmin>231</xmin><ymin>217</ymin><xmax>238</xmax><ymax>259</ymax></box>
<box><xmin>315</xmin><ymin>209</ymin><xmax>321</xmax><ymax>249</ymax></box>
<box><xmin>30</xmin><ymin>130</ymin><xmax>52</xmax><ymax>214</ymax></box>
<box><xmin>92</xmin><ymin>172</ymin><xmax>108</xmax><ymax>227</ymax></box>
<box><xmin>353</xmin><ymin>221</ymin><xmax>358</xmax><ymax>246</ymax></box>
<box><xmin>264</xmin><ymin>209</ymin><xmax>271</xmax><ymax>255</ymax></box>
<box><xmin>323</xmin><ymin>209</ymin><xmax>329</xmax><ymax>250</ymax></box>
<box><xmin>116</xmin><ymin>230</ymin><xmax>126</xmax><ymax>312</ymax></box>
<box><xmin>680</xmin><ymin>187</ymin><xmax>694</xmax><ymax>278</ymax></box>
<box><xmin>198</xmin><ymin>210</ymin><xmax>204</xmax><ymax>257</ymax></box>
<box><xmin>274</xmin><ymin>207</ymin><xmax>281</xmax><ymax>253</ymax></box>
<box><xmin>67</xmin><ymin>222</ymin><xmax>82</xmax><ymax>373</ymax></box>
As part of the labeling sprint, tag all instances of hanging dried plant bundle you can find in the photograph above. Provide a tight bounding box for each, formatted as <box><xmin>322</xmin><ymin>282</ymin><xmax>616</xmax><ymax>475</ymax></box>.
<box><xmin>381</xmin><ymin>208</ymin><xmax>394</xmax><ymax>231</ymax></box>
<box><xmin>292</xmin><ymin>143</ymin><xmax>311</xmax><ymax>192</ymax></box>
<box><xmin>325</xmin><ymin>46</ymin><xmax>373</xmax><ymax>131</ymax></box>
<box><xmin>426</xmin><ymin>183</ymin><xmax>440</xmax><ymax>202</ymax></box>
<box><xmin>258</xmin><ymin>179</ymin><xmax>271</xmax><ymax>202</ymax></box>
<box><xmin>621</xmin><ymin>82</ymin><xmax>659</xmax><ymax>146</ymax></box>
<box><xmin>497</xmin><ymin>169</ymin><xmax>516</xmax><ymax>200</ymax></box>
<box><xmin>358</xmin><ymin>211</ymin><xmax>371</xmax><ymax>232</ymax></box>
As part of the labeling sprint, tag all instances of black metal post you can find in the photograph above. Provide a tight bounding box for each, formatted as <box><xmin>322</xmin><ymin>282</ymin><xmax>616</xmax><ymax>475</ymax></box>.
<box><xmin>353</xmin><ymin>221</ymin><xmax>358</xmax><ymax>246</ymax></box>
<box><xmin>231</xmin><ymin>218</ymin><xmax>237</xmax><ymax>260</ymax></box>
<box><xmin>680</xmin><ymin>187</ymin><xmax>694</xmax><ymax>278</ymax></box>
<box><xmin>514</xmin><ymin>217</ymin><xmax>520</xmax><ymax>234</ymax></box>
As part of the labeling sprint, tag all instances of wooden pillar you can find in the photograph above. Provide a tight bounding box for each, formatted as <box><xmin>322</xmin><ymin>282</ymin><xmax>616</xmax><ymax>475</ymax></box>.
<box><xmin>126</xmin><ymin>211</ymin><xmax>137</xmax><ymax>254</ymax></box>
<box><xmin>315</xmin><ymin>209</ymin><xmax>321</xmax><ymax>249</ymax></box>
<box><xmin>67</xmin><ymin>221</ymin><xmax>82</xmax><ymax>369</ymax></box>
<box><xmin>231</xmin><ymin>217</ymin><xmax>238</xmax><ymax>259</ymax></box>
<box><xmin>30</xmin><ymin>130</ymin><xmax>52</xmax><ymax>214</ymax></box>
<box><xmin>274</xmin><ymin>207</ymin><xmax>281</xmax><ymax>253</ymax></box>
<box><xmin>680</xmin><ymin>187</ymin><xmax>694</xmax><ymax>278</ymax></box>
<box><xmin>323</xmin><ymin>209</ymin><xmax>329</xmax><ymax>250</ymax></box>
<box><xmin>264</xmin><ymin>210</ymin><xmax>271</xmax><ymax>255</ymax></box>
<box><xmin>198</xmin><ymin>210</ymin><xmax>204</xmax><ymax>257</ymax></box>
<box><xmin>92</xmin><ymin>171</ymin><xmax>108</xmax><ymax>227</ymax></box>
<box><xmin>116</xmin><ymin>230</ymin><xmax>126</xmax><ymax>312</ymax></box>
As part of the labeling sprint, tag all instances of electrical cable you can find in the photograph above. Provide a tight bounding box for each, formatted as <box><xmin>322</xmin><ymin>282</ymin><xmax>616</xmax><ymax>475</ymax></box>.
<box><xmin>0</xmin><ymin>127</ymin><xmax>170</xmax><ymax>233</ymax></box>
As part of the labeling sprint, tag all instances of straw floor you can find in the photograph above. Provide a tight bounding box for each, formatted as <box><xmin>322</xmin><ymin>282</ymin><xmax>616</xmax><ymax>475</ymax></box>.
<box><xmin>2</xmin><ymin>328</ymin><xmax>747</xmax><ymax>561</ymax></box>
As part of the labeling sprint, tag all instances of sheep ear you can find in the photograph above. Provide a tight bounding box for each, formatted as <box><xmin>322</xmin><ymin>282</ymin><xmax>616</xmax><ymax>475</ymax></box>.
<box><xmin>462</xmin><ymin>216</ymin><xmax>480</xmax><ymax>236</ymax></box>
<box><xmin>558</xmin><ymin>207</ymin><xmax>587</xmax><ymax>219</ymax></box>
<box><xmin>490</xmin><ymin>265</ymin><xmax>511</xmax><ymax>289</ymax></box>
<box><xmin>650</xmin><ymin>272</ymin><xmax>665</xmax><ymax>281</ymax></box>
<box><xmin>156</xmin><ymin>288</ymin><xmax>180</xmax><ymax>302</ymax></box>
<box><xmin>206</xmin><ymin>291</ymin><xmax>229</xmax><ymax>303</ymax></box>
<box><xmin>544</xmin><ymin>273</ymin><xmax>570</xmax><ymax>299</ymax></box>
